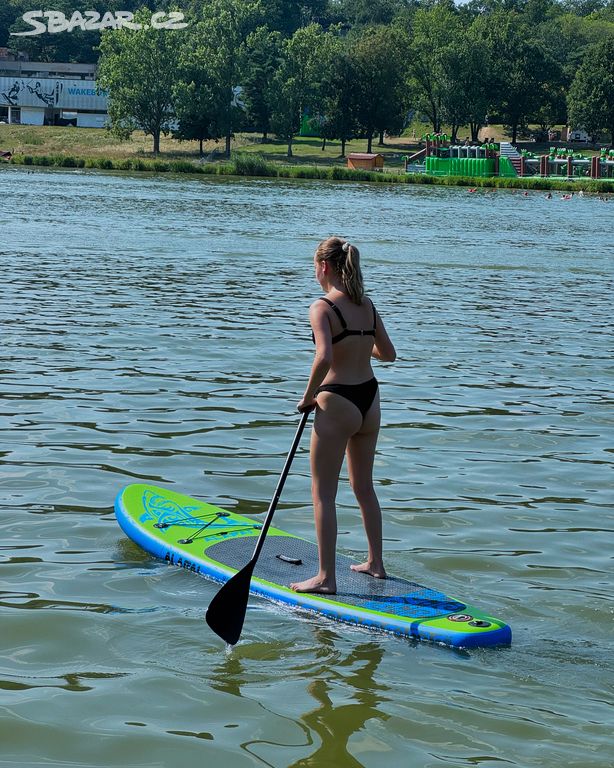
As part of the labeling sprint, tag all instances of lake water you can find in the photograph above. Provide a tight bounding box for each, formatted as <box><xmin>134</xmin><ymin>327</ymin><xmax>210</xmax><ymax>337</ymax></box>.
<box><xmin>1</xmin><ymin>166</ymin><xmax>612</xmax><ymax>768</ymax></box>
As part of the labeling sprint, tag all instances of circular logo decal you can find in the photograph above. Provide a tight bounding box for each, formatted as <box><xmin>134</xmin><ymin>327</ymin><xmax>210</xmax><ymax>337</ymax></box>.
<box><xmin>448</xmin><ymin>613</ymin><xmax>472</xmax><ymax>622</ymax></box>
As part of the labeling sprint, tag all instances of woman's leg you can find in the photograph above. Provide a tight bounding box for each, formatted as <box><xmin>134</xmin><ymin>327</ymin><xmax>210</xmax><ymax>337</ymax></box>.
<box><xmin>291</xmin><ymin>393</ymin><xmax>362</xmax><ymax>594</ymax></box>
<box><xmin>346</xmin><ymin>396</ymin><xmax>386</xmax><ymax>578</ymax></box>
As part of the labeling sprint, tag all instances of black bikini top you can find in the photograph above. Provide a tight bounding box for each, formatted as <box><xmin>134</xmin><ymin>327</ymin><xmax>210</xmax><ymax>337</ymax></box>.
<box><xmin>312</xmin><ymin>297</ymin><xmax>377</xmax><ymax>344</ymax></box>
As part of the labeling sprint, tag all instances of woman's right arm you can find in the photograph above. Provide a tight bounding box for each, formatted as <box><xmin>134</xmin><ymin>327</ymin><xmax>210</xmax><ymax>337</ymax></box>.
<box><xmin>372</xmin><ymin>309</ymin><xmax>396</xmax><ymax>362</ymax></box>
<box><xmin>298</xmin><ymin>301</ymin><xmax>333</xmax><ymax>411</ymax></box>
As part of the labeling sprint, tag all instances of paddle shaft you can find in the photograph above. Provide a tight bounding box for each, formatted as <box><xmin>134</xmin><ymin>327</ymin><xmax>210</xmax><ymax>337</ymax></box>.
<box><xmin>205</xmin><ymin>408</ymin><xmax>312</xmax><ymax>644</ymax></box>
<box><xmin>249</xmin><ymin>408</ymin><xmax>311</xmax><ymax>565</ymax></box>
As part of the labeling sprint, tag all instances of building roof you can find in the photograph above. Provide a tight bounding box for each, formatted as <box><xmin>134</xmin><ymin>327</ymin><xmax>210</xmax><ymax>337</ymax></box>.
<box><xmin>348</xmin><ymin>153</ymin><xmax>384</xmax><ymax>159</ymax></box>
<box><xmin>0</xmin><ymin>60</ymin><xmax>96</xmax><ymax>79</ymax></box>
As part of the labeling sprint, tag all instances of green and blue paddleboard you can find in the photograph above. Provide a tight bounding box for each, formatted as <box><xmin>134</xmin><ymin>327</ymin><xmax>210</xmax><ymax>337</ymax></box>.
<box><xmin>115</xmin><ymin>484</ymin><xmax>511</xmax><ymax>648</ymax></box>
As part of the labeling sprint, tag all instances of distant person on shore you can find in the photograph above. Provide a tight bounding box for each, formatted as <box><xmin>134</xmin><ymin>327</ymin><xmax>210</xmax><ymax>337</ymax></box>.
<box><xmin>292</xmin><ymin>238</ymin><xmax>396</xmax><ymax>594</ymax></box>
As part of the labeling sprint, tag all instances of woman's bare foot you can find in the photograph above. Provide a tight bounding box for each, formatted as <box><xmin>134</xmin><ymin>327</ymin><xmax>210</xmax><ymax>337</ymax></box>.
<box><xmin>290</xmin><ymin>575</ymin><xmax>337</xmax><ymax>594</ymax></box>
<box><xmin>350</xmin><ymin>561</ymin><xmax>387</xmax><ymax>579</ymax></box>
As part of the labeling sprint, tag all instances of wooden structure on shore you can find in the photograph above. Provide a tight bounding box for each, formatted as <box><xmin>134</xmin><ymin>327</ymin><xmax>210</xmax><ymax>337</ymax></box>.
<box><xmin>347</xmin><ymin>153</ymin><xmax>384</xmax><ymax>171</ymax></box>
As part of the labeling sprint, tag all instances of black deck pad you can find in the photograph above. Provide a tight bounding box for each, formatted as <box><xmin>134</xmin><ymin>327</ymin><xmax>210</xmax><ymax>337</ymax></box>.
<box><xmin>205</xmin><ymin>536</ymin><xmax>465</xmax><ymax>619</ymax></box>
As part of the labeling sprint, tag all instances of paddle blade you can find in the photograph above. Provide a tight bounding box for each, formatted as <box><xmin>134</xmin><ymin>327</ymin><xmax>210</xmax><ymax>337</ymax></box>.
<box><xmin>206</xmin><ymin>561</ymin><xmax>255</xmax><ymax>645</ymax></box>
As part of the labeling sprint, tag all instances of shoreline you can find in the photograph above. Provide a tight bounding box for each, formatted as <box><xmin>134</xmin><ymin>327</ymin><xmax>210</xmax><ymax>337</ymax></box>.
<box><xmin>4</xmin><ymin>152</ymin><xmax>614</xmax><ymax>193</ymax></box>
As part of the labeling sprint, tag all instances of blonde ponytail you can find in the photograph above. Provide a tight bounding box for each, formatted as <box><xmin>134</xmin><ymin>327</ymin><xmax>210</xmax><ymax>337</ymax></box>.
<box><xmin>315</xmin><ymin>237</ymin><xmax>365</xmax><ymax>304</ymax></box>
<box><xmin>340</xmin><ymin>243</ymin><xmax>364</xmax><ymax>304</ymax></box>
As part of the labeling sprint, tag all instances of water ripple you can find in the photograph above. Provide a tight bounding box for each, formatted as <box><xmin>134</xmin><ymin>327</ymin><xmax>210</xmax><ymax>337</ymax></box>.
<box><xmin>0</xmin><ymin>167</ymin><xmax>612</xmax><ymax>767</ymax></box>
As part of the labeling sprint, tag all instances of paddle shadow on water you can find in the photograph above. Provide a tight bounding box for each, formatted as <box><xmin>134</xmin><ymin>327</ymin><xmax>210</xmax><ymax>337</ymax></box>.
<box><xmin>210</xmin><ymin>627</ymin><xmax>390</xmax><ymax>768</ymax></box>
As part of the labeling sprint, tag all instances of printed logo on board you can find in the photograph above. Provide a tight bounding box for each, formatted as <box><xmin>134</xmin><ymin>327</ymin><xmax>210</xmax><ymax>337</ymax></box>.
<box><xmin>165</xmin><ymin>551</ymin><xmax>201</xmax><ymax>574</ymax></box>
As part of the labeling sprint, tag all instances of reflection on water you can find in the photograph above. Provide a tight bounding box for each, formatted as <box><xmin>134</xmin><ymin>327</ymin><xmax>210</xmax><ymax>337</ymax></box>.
<box><xmin>0</xmin><ymin>167</ymin><xmax>612</xmax><ymax>767</ymax></box>
<box><xmin>209</xmin><ymin>628</ymin><xmax>389</xmax><ymax>768</ymax></box>
<box><xmin>286</xmin><ymin>641</ymin><xmax>388</xmax><ymax>768</ymax></box>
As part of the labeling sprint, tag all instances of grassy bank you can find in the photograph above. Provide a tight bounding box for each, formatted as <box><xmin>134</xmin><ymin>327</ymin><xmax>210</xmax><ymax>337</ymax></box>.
<box><xmin>2</xmin><ymin>126</ymin><xmax>613</xmax><ymax>192</ymax></box>
<box><xmin>1</xmin><ymin>123</ymin><xmax>600</xmax><ymax>161</ymax></box>
<box><xmin>0</xmin><ymin>124</ymin><xmax>409</xmax><ymax>166</ymax></box>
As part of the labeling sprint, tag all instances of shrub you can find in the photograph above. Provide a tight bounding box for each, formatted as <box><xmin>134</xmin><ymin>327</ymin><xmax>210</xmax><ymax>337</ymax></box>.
<box><xmin>85</xmin><ymin>157</ymin><xmax>114</xmax><ymax>169</ymax></box>
<box><xmin>169</xmin><ymin>160</ymin><xmax>197</xmax><ymax>173</ymax></box>
<box><xmin>232</xmin><ymin>152</ymin><xmax>278</xmax><ymax>177</ymax></box>
<box><xmin>51</xmin><ymin>155</ymin><xmax>80</xmax><ymax>167</ymax></box>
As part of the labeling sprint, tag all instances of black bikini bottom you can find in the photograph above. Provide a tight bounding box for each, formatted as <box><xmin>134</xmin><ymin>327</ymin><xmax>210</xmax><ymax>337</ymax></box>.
<box><xmin>315</xmin><ymin>377</ymin><xmax>378</xmax><ymax>419</ymax></box>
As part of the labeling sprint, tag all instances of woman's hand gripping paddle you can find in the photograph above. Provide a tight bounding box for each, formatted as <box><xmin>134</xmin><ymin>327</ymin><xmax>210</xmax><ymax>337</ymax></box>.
<box><xmin>206</xmin><ymin>408</ymin><xmax>312</xmax><ymax>645</ymax></box>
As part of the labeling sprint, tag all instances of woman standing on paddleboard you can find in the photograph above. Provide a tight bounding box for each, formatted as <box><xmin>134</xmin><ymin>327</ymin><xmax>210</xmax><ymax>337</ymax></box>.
<box><xmin>292</xmin><ymin>237</ymin><xmax>396</xmax><ymax>594</ymax></box>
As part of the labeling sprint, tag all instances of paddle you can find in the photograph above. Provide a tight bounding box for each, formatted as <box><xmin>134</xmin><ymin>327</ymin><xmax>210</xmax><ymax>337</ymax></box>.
<box><xmin>206</xmin><ymin>407</ymin><xmax>312</xmax><ymax>645</ymax></box>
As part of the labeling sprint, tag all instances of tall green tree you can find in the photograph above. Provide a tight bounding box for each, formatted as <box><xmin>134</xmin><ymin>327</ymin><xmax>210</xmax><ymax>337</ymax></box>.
<box><xmin>242</xmin><ymin>26</ymin><xmax>283</xmax><ymax>139</ymax></box>
<box><xmin>352</xmin><ymin>25</ymin><xmax>409</xmax><ymax>152</ymax></box>
<box><xmin>191</xmin><ymin>0</ymin><xmax>263</xmax><ymax>157</ymax></box>
<box><xmin>270</xmin><ymin>24</ymin><xmax>326</xmax><ymax>157</ymax></box>
<box><xmin>568</xmin><ymin>36</ymin><xmax>614</xmax><ymax>143</ymax></box>
<box><xmin>438</xmin><ymin>21</ymin><xmax>492</xmax><ymax>141</ymax></box>
<box><xmin>404</xmin><ymin>2</ymin><xmax>461</xmax><ymax>134</ymax></box>
<box><xmin>97</xmin><ymin>8</ymin><xmax>182</xmax><ymax>153</ymax></box>
<box><xmin>473</xmin><ymin>9</ymin><xmax>559</xmax><ymax>142</ymax></box>
<box><xmin>319</xmin><ymin>38</ymin><xmax>361</xmax><ymax>156</ymax></box>
<box><xmin>172</xmin><ymin>23</ymin><xmax>223</xmax><ymax>156</ymax></box>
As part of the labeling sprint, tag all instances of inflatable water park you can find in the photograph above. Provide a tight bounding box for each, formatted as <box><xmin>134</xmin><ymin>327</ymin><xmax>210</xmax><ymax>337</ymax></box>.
<box><xmin>405</xmin><ymin>133</ymin><xmax>614</xmax><ymax>180</ymax></box>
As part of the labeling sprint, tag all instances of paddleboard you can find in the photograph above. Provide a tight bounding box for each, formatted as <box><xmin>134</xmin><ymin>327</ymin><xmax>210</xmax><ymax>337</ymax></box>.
<box><xmin>115</xmin><ymin>484</ymin><xmax>511</xmax><ymax>648</ymax></box>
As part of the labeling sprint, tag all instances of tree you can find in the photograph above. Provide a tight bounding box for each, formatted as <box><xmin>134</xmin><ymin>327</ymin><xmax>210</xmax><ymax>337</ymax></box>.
<box><xmin>242</xmin><ymin>26</ymin><xmax>283</xmax><ymax>139</ymax></box>
<box><xmin>0</xmin><ymin>0</ymin><xmax>20</xmax><ymax>47</ymax></box>
<box><xmin>335</xmin><ymin>0</ymin><xmax>410</xmax><ymax>28</ymax></box>
<box><xmin>319</xmin><ymin>38</ymin><xmax>361</xmax><ymax>156</ymax></box>
<box><xmin>568</xmin><ymin>36</ymin><xmax>614</xmax><ymax>143</ymax></box>
<box><xmin>439</xmin><ymin>22</ymin><xmax>493</xmax><ymax>141</ymax></box>
<box><xmin>539</xmin><ymin>5</ymin><xmax>614</xmax><ymax>129</ymax></box>
<box><xmin>191</xmin><ymin>0</ymin><xmax>263</xmax><ymax>157</ymax></box>
<box><xmin>97</xmin><ymin>8</ymin><xmax>181</xmax><ymax>153</ymax></box>
<box><xmin>472</xmin><ymin>9</ymin><xmax>559</xmax><ymax>142</ymax></box>
<box><xmin>353</xmin><ymin>25</ymin><xmax>409</xmax><ymax>151</ymax></box>
<box><xmin>270</xmin><ymin>24</ymin><xmax>326</xmax><ymax>157</ymax></box>
<box><xmin>404</xmin><ymin>2</ymin><xmax>461</xmax><ymax>134</ymax></box>
<box><xmin>172</xmin><ymin>23</ymin><xmax>222</xmax><ymax>156</ymax></box>
<box><xmin>255</xmin><ymin>0</ymin><xmax>330</xmax><ymax>35</ymax></box>
<box><xmin>561</xmin><ymin>0</ymin><xmax>611</xmax><ymax>16</ymax></box>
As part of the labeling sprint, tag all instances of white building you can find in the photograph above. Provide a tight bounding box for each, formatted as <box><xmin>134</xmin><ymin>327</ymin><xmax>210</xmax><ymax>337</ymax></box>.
<box><xmin>0</xmin><ymin>51</ymin><xmax>108</xmax><ymax>128</ymax></box>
